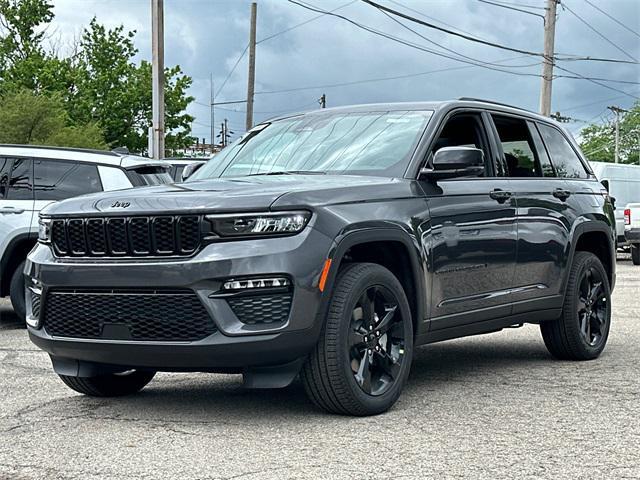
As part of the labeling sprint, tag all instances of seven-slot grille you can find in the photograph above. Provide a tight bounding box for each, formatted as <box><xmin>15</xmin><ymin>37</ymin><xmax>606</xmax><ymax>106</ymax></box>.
<box><xmin>50</xmin><ymin>215</ymin><xmax>201</xmax><ymax>257</ymax></box>
<box><xmin>43</xmin><ymin>288</ymin><xmax>216</xmax><ymax>341</ymax></box>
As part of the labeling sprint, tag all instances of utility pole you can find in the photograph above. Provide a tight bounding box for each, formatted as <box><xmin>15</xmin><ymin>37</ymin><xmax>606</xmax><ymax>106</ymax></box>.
<box><xmin>224</xmin><ymin>118</ymin><xmax>229</xmax><ymax>147</ymax></box>
<box><xmin>318</xmin><ymin>93</ymin><xmax>326</xmax><ymax>108</ymax></box>
<box><xmin>608</xmin><ymin>106</ymin><xmax>627</xmax><ymax>164</ymax></box>
<box><xmin>151</xmin><ymin>0</ymin><xmax>165</xmax><ymax>159</ymax></box>
<box><xmin>539</xmin><ymin>0</ymin><xmax>558</xmax><ymax>117</ymax></box>
<box><xmin>245</xmin><ymin>2</ymin><xmax>257</xmax><ymax>131</ymax></box>
<box><xmin>210</xmin><ymin>73</ymin><xmax>215</xmax><ymax>152</ymax></box>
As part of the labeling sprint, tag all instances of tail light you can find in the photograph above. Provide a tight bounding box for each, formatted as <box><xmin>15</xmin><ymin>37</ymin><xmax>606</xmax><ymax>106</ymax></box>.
<box><xmin>624</xmin><ymin>208</ymin><xmax>631</xmax><ymax>225</ymax></box>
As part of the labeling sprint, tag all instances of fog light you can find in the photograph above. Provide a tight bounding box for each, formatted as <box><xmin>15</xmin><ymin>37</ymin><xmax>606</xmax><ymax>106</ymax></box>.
<box><xmin>222</xmin><ymin>277</ymin><xmax>290</xmax><ymax>291</ymax></box>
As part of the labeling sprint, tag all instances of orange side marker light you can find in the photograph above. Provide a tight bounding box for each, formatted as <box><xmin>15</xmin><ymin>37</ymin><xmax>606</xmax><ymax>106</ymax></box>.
<box><xmin>318</xmin><ymin>258</ymin><xmax>332</xmax><ymax>292</ymax></box>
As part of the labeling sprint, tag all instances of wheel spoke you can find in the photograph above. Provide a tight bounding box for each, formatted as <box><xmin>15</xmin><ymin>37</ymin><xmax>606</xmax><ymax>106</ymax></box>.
<box><xmin>377</xmin><ymin>350</ymin><xmax>401</xmax><ymax>380</ymax></box>
<box><xmin>349</xmin><ymin>327</ymin><xmax>366</xmax><ymax>348</ymax></box>
<box><xmin>588</xmin><ymin>282</ymin><xmax>603</xmax><ymax>303</ymax></box>
<box><xmin>374</xmin><ymin>305</ymin><xmax>397</xmax><ymax>334</ymax></box>
<box><xmin>355</xmin><ymin>351</ymin><xmax>372</xmax><ymax>392</ymax></box>
<box><xmin>577</xmin><ymin>296</ymin><xmax>588</xmax><ymax>314</ymax></box>
<box><xmin>360</xmin><ymin>289</ymin><xmax>376</xmax><ymax>330</ymax></box>
<box><xmin>580</xmin><ymin>312</ymin><xmax>589</xmax><ymax>339</ymax></box>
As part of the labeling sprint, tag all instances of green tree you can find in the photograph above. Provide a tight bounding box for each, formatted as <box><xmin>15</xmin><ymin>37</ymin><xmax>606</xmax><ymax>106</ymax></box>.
<box><xmin>68</xmin><ymin>18</ymin><xmax>194</xmax><ymax>154</ymax></box>
<box><xmin>0</xmin><ymin>2</ymin><xmax>195</xmax><ymax>154</ymax></box>
<box><xmin>0</xmin><ymin>89</ymin><xmax>107</xmax><ymax>148</ymax></box>
<box><xmin>580</xmin><ymin>101</ymin><xmax>640</xmax><ymax>164</ymax></box>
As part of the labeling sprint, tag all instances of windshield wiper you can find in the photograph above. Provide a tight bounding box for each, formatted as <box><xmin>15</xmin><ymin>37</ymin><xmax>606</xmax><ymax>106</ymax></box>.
<box><xmin>246</xmin><ymin>170</ymin><xmax>326</xmax><ymax>176</ymax></box>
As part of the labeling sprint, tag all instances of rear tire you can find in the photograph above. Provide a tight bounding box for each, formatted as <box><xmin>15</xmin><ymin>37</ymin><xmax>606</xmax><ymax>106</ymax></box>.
<box><xmin>631</xmin><ymin>245</ymin><xmax>640</xmax><ymax>265</ymax></box>
<box><xmin>540</xmin><ymin>252</ymin><xmax>611</xmax><ymax>360</ymax></box>
<box><xmin>9</xmin><ymin>260</ymin><xmax>26</xmax><ymax>321</ymax></box>
<box><xmin>301</xmin><ymin>262</ymin><xmax>413</xmax><ymax>416</ymax></box>
<box><xmin>58</xmin><ymin>371</ymin><xmax>156</xmax><ymax>397</ymax></box>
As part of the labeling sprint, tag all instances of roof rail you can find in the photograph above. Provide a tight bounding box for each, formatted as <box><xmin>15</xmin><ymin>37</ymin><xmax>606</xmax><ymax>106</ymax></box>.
<box><xmin>0</xmin><ymin>144</ymin><xmax>119</xmax><ymax>156</ymax></box>
<box><xmin>457</xmin><ymin>97</ymin><xmax>535</xmax><ymax>113</ymax></box>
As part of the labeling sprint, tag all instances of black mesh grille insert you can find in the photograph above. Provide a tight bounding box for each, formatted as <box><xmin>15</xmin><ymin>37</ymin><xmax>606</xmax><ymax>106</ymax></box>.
<box><xmin>43</xmin><ymin>289</ymin><xmax>216</xmax><ymax>341</ymax></box>
<box><xmin>49</xmin><ymin>215</ymin><xmax>201</xmax><ymax>258</ymax></box>
<box><xmin>227</xmin><ymin>293</ymin><xmax>292</xmax><ymax>325</ymax></box>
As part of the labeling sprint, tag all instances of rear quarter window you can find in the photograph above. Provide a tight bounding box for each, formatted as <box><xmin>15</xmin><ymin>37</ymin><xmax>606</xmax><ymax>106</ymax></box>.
<box><xmin>34</xmin><ymin>159</ymin><xmax>102</xmax><ymax>201</ymax></box>
<box><xmin>538</xmin><ymin>124</ymin><xmax>588</xmax><ymax>179</ymax></box>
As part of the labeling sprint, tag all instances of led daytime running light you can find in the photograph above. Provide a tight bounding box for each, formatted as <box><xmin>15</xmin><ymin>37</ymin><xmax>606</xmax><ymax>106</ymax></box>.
<box><xmin>223</xmin><ymin>277</ymin><xmax>290</xmax><ymax>291</ymax></box>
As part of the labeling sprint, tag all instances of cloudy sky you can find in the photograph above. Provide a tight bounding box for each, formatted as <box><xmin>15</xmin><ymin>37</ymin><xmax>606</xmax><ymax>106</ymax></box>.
<box><xmin>50</xmin><ymin>0</ymin><xmax>639</xmax><ymax>143</ymax></box>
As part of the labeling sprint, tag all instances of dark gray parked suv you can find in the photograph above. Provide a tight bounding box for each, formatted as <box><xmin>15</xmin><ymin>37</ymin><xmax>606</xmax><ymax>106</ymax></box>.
<box><xmin>26</xmin><ymin>99</ymin><xmax>616</xmax><ymax>415</ymax></box>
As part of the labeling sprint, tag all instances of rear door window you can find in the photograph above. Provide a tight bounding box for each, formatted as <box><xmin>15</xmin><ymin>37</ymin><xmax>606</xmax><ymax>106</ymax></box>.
<box><xmin>34</xmin><ymin>159</ymin><xmax>102</xmax><ymax>200</ymax></box>
<box><xmin>537</xmin><ymin>124</ymin><xmax>588</xmax><ymax>179</ymax></box>
<box><xmin>0</xmin><ymin>157</ymin><xmax>11</xmax><ymax>199</ymax></box>
<box><xmin>491</xmin><ymin>115</ymin><xmax>543</xmax><ymax>178</ymax></box>
<box><xmin>6</xmin><ymin>158</ymin><xmax>34</xmax><ymax>200</ymax></box>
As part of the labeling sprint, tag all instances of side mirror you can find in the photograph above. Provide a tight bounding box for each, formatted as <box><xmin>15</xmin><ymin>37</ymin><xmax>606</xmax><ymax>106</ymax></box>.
<box><xmin>420</xmin><ymin>146</ymin><xmax>485</xmax><ymax>180</ymax></box>
<box><xmin>600</xmin><ymin>179</ymin><xmax>609</xmax><ymax>192</ymax></box>
<box><xmin>181</xmin><ymin>162</ymin><xmax>204</xmax><ymax>181</ymax></box>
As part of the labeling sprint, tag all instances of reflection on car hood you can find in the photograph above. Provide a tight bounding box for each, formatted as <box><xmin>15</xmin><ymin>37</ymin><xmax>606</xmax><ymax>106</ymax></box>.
<box><xmin>41</xmin><ymin>174</ymin><xmax>420</xmax><ymax>216</ymax></box>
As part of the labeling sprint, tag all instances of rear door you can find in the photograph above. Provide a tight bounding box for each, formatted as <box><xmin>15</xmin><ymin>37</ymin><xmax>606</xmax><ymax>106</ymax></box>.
<box><xmin>0</xmin><ymin>157</ymin><xmax>35</xmax><ymax>246</ymax></box>
<box><xmin>421</xmin><ymin>110</ymin><xmax>518</xmax><ymax>329</ymax></box>
<box><xmin>488</xmin><ymin>114</ymin><xmax>571</xmax><ymax>309</ymax></box>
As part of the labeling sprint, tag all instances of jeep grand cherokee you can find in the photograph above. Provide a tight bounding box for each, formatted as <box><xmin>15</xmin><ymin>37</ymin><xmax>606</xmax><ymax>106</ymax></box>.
<box><xmin>26</xmin><ymin>99</ymin><xmax>616</xmax><ymax>416</ymax></box>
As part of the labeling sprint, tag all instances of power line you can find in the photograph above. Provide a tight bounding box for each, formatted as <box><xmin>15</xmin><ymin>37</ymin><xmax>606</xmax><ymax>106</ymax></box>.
<box><xmin>559</xmin><ymin>93</ymin><xmax>638</xmax><ymax>112</ymax></box>
<box><xmin>257</xmin><ymin>0</ymin><xmax>357</xmax><ymax>43</ymax></box>
<box><xmin>477</xmin><ymin>0</ymin><xmax>545</xmax><ymax>22</ymax></box>
<box><xmin>481</xmin><ymin>0</ymin><xmax>546</xmax><ymax>10</ymax></box>
<box><xmin>583</xmin><ymin>0</ymin><xmax>640</xmax><ymax>40</ymax></box>
<box><xmin>214</xmin><ymin>44</ymin><xmax>248</xmax><ymax>100</ymax></box>
<box><xmin>287</xmin><ymin>0</ymin><xmax>545</xmax><ymax>79</ymax></box>
<box><xmin>560</xmin><ymin>1</ymin><xmax>638</xmax><ymax>62</ymax></box>
<box><xmin>554</xmin><ymin>64</ymin><xmax>639</xmax><ymax>99</ymax></box>
<box><xmin>360</xmin><ymin>0</ymin><xmax>639</xmax><ymax>64</ymax></box>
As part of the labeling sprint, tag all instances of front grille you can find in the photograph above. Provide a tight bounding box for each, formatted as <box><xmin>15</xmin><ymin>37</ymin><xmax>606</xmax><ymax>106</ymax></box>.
<box><xmin>227</xmin><ymin>293</ymin><xmax>292</xmax><ymax>325</ymax></box>
<box><xmin>50</xmin><ymin>215</ymin><xmax>201</xmax><ymax>257</ymax></box>
<box><xmin>43</xmin><ymin>288</ymin><xmax>216</xmax><ymax>341</ymax></box>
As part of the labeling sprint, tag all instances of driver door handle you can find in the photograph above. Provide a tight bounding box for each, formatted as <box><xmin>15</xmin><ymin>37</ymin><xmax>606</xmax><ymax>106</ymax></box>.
<box><xmin>489</xmin><ymin>189</ymin><xmax>512</xmax><ymax>203</ymax></box>
<box><xmin>0</xmin><ymin>206</ymin><xmax>25</xmax><ymax>214</ymax></box>
<box><xmin>553</xmin><ymin>188</ymin><xmax>571</xmax><ymax>201</ymax></box>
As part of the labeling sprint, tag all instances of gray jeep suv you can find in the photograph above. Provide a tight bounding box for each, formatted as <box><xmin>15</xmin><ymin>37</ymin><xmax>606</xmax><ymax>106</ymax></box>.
<box><xmin>0</xmin><ymin>145</ymin><xmax>172</xmax><ymax>320</ymax></box>
<box><xmin>26</xmin><ymin>100</ymin><xmax>616</xmax><ymax>415</ymax></box>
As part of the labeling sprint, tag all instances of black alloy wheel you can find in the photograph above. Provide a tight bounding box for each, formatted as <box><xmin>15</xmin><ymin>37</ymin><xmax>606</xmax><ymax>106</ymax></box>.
<box><xmin>348</xmin><ymin>285</ymin><xmax>407</xmax><ymax>396</ymax></box>
<box><xmin>576</xmin><ymin>266</ymin><xmax>608</xmax><ymax>347</ymax></box>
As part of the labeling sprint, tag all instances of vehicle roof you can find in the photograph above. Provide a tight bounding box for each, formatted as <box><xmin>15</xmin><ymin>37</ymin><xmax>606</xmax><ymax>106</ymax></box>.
<box><xmin>266</xmin><ymin>98</ymin><xmax>562</xmax><ymax>127</ymax></box>
<box><xmin>0</xmin><ymin>144</ymin><xmax>169</xmax><ymax>169</ymax></box>
<box><xmin>589</xmin><ymin>161</ymin><xmax>640</xmax><ymax>180</ymax></box>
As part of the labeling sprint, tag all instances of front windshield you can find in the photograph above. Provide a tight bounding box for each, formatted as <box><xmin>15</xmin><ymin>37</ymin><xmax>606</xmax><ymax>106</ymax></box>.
<box><xmin>191</xmin><ymin>110</ymin><xmax>433</xmax><ymax>180</ymax></box>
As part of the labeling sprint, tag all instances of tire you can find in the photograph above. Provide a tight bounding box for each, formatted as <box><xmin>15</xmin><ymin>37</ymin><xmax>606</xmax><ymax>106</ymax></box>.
<box><xmin>301</xmin><ymin>262</ymin><xmax>413</xmax><ymax>416</ymax></box>
<box><xmin>540</xmin><ymin>252</ymin><xmax>611</xmax><ymax>360</ymax></box>
<box><xmin>631</xmin><ymin>245</ymin><xmax>640</xmax><ymax>265</ymax></box>
<box><xmin>58</xmin><ymin>371</ymin><xmax>156</xmax><ymax>397</ymax></box>
<box><xmin>9</xmin><ymin>260</ymin><xmax>26</xmax><ymax>321</ymax></box>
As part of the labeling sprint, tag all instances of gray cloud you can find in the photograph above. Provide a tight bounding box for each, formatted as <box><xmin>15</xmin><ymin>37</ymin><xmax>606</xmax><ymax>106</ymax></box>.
<box><xmin>51</xmin><ymin>0</ymin><xmax>639</xmax><ymax>141</ymax></box>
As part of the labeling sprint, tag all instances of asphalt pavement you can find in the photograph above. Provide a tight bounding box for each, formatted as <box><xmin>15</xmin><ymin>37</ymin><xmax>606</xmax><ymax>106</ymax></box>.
<box><xmin>1</xmin><ymin>261</ymin><xmax>639</xmax><ymax>479</ymax></box>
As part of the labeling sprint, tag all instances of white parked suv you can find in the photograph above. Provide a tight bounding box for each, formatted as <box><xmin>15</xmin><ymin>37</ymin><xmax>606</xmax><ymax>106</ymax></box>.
<box><xmin>0</xmin><ymin>144</ymin><xmax>173</xmax><ymax>319</ymax></box>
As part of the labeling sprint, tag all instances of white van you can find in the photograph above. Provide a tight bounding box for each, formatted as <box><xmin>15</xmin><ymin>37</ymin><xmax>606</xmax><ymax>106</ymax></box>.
<box><xmin>589</xmin><ymin>161</ymin><xmax>640</xmax><ymax>246</ymax></box>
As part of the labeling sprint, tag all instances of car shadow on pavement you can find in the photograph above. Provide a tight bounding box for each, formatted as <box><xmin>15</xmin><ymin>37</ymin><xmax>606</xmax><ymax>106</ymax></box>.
<box><xmin>55</xmin><ymin>334</ymin><xmax>555</xmax><ymax>421</ymax></box>
<box><xmin>0</xmin><ymin>303</ymin><xmax>23</xmax><ymax>330</ymax></box>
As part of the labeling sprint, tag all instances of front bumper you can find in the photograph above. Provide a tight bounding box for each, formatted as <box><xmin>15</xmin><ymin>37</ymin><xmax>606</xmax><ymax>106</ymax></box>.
<box><xmin>26</xmin><ymin>226</ymin><xmax>334</xmax><ymax>371</ymax></box>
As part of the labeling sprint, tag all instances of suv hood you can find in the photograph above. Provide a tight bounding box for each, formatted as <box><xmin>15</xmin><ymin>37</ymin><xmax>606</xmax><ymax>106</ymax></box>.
<box><xmin>42</xmin><ymin>174</ymin><xmax>418</xmax><ymax>216</ymax></box>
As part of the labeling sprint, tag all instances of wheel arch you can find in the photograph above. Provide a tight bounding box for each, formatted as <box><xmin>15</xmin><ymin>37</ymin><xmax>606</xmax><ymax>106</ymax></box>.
<box><xmin>324</xmin><ymin>228</ymin><xmax>427</xmax><ymax>336</ymax></box>
<box><xmin>564</xmin><ymin>220</ymin><xmax>616</xmax><ymax>297</ymax></box>
<box><xmin>1</xmin><ymin>233</ymin><xmax>36</xmax><ymax>297</ymax></box>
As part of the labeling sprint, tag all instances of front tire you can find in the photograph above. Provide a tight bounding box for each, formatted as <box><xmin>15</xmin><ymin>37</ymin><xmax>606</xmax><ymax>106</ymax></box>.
<box><xmin>9</xmin><ymin>260</ymin><xmax>26</xmax><ymax>321</ymax></box>
<box><xmin>301</xmin><ymin>263</ymin><xmax>413</xmax><ymax>416</ymax></box>
<box><xmin>58</xmin><ymin>371</ymin><xmax>156</xmax><ymax>397</ymax></box>
<box><xmin>631</xmin><ymin>244</ymin><xmax>640</xmax><ymax>265</ymax></box>
<box><xmin>540</xmin><ymin>252</ymin><xmax>611</xmax><ymax>360</ymax></box>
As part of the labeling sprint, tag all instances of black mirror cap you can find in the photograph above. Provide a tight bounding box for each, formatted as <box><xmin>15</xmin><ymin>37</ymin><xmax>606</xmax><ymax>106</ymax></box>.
<box><xmin>420</xmin><ymin>147</ymin><xmax>485</xmax><ymax>180</ymax></box>
<box><xmin>600</xmin><ymin>179</ymin><xmax>609</xmax><ymax>192</ymax></box>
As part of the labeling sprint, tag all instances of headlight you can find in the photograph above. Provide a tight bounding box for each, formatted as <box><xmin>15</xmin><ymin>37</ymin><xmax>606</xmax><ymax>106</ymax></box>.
<box><xmin>38</xmin><ymin>218</ymin><xmax>51</xmax><ymax>243</ymax></box>
<box><xmin>206</xmin><ymin>211</ymin><xmax>311</xmax><ymax>238</ymax></box>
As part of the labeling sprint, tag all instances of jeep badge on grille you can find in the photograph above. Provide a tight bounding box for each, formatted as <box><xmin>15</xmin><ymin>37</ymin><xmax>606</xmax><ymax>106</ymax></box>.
<box><xmin>111</xmin><ymin>201</ymin><xmax>131</xmax><ymax>208</ymax></box>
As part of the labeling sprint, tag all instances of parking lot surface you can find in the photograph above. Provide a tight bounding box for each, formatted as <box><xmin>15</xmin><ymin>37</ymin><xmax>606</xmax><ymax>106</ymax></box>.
<box><xmin>1</xmin><ymin>261</ymin><xmax>639</xmax><ymax>480</ymax></box>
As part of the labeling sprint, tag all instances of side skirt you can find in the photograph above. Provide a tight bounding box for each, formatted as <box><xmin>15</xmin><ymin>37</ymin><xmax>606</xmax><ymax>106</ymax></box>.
<box><xmin>416</xmin><ymin>308</ymin><xmax>561</xmax><ymax>345</ymax></box>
